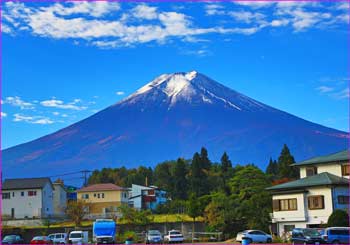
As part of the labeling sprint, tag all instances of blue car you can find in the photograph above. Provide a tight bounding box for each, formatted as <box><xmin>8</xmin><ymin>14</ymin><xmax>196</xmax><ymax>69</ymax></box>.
<box><xmin>322</xmin><ymin>227</ymin><xmax>350</xmax><ymax>244</ymax></box>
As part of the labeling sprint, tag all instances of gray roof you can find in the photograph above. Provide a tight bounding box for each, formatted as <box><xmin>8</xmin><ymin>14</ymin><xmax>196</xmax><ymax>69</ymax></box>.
<box><xmin>266</xmin><ymin>172</ymin><xmax>349</xmax><ymax>191</ymax></box>
<box><xmin>292</xmin><ymin>150</ymin><xmax>349</xmax><ymax>167</ymax></box>
<box><xmin>2</xmin><ymin>178</ymin><xmax>53</xmax><ymax>190</ymax></box>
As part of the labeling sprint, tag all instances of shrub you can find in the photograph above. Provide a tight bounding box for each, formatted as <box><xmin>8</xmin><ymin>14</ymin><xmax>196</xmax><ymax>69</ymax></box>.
<box><xmin>327</xmin><ymin>209</ymin><xmax>349</xmax><ymax>227</ymax></box>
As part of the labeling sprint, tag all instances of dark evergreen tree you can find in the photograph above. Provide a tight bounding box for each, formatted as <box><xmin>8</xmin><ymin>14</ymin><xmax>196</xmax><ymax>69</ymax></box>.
<box><xmin>220</xmin><ymin>152</ymin><xmax>233</xmax><ymax>194</ymax></box>
<box><xmin>190</xmin><ymin>152</ymin><xmax>204</xmax><ymax>197</ymax></box>
<box><xmin>171</xmin><ymin>158</ymin><xmax>188</xmax><ymax>200</ymax></box>
<box><xmin>266</xmin><ymin>158</ymin><xmax>279</xmax><ymax>180</ymax></box>
<box><xmin>200</xmin><ymin>147</ymin><xmax>211</xmax><ymax>171</ymax></box>
<box><xmin>277</xmin><ymin>144</ymin><xmax>298</xmax><ymax>179</ymax></box>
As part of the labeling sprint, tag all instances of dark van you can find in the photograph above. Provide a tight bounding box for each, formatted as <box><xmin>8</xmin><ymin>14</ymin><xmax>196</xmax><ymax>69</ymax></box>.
<box><xmin>322</xmin><ymin>227</ymin><xmax>350</xmax><ymax>244</ymax></box>
<box><xmin>292</xmin><ymin>228</ymin><xmax>326</xmax><ymax>244</ymax></box>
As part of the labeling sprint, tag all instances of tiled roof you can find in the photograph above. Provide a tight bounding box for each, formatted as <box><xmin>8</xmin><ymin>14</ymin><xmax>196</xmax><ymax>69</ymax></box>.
<box><xmin>266</xmin><ymin>172</ymin><xmax>349</xmax><ymax>191</ymax></box>
<box><xmin>2</xmin><ymin>177</ymin><xmax>52</xmax><ymax>190</ymax></box>
<box><xmin>77</xmin><ymin>183</ymin><xmax>125</xmax><ymax>192</ymax></box>
<box><xmin>292</xmin><ymin>150</ymin><xmax>349</xmax><ymax>166</ymax></box>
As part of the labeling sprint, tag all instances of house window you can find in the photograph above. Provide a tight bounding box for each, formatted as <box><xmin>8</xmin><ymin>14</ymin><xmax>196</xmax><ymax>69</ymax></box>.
<box><xmin>21</xmin><ymin>192</ymin><xmax>24</xmax><ymax>197</ymax></box>
<box><xmin>12</xmin><ymin>192</ymin><xmax>15</xmax><ymax>197</ymax></box>
<box><xmin>338</xmin><ymin>195</ymin><xmax>350</xmax><ymax>204</ymax></box>
<box><xmin>28</xmin><ymin>191</ymin><xmax>37</xmax><ymax>196</ymax></box>
<box><xmin>2</xmin><ymin>192</ymin><xmax>10</xmax><ymax>199</ymax></box>
<box><xmin>81</xmin><ymin>194</ymin><xmax>89</xmax><ymax>199</ymax></box>
<box><xmin>308</xmin><ymin>195</ymin><xmax>324</xmax><ymax>210</ymax></box>
<box><xmin>341</xmin><ymin>164</ymin><xmax>350</xmax><ymax>176</ymax></box>
<box><xmin>97</xmin><ymin>193</ymin><xmax>100</xmax><ymax>198</ymax></box>
<box><xmin>101</xmin><ymin>193</ymin><xmax>105</xmax><ymax>198</ymax></box>
<box><xmin>273</xmin><ymin>198</ymin><xmax>297</xmax><ymax>211</ymax></box>
<box><xmin>94</xmin><ymin>193</ymin><xmax>97</xmax><ymax>197</ymax></box>
<box><xmin>306</xmin><ymin>167</ymin><xmax>317</xmax><ymax>177</ymax></box>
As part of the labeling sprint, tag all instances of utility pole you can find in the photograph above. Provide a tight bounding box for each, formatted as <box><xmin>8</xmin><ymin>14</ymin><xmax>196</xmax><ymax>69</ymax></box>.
<box><xmin>81</xmin><ymin>170</ymin><xmax>91</xmax><ymax>187</ymax></box>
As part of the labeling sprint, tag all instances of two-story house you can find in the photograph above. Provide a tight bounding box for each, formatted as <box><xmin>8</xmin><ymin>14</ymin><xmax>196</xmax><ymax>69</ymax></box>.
<box><xmin>2</xmin><ymin>178</ymin><xmax>54</xmax><ymax>219</ymax></box>
<box><xmin>52</xmin><ymin>179</ymin><xmax>67</xmax><ymax>217</ymax></box>
<box><xmin>128</xmin><ymin>184</ymin><xmax>167</xmax><ymax>211</ymax></box>
<box><xmin>267</xmin><ymin>150</ymin><xmax>349</xmax><ymax>236</ymax></box>
<box><xmin>77</xmin><ymin>183</ymin><xmax>128</xmax><ymax>218</ymax></box>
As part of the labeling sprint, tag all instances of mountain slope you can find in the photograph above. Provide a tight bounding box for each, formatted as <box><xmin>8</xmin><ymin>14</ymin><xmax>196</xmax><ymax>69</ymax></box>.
<box><xmin>3</xmin><ymin>71</ymin><xmax>348</xmax><ymax>178</ymax></box>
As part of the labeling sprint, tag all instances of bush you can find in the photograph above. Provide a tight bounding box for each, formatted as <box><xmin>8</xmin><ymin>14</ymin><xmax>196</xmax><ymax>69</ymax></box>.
<box><xmin>116</xmin><ymin>231</ymin><xmax>138</xmax><ymax>243</ymax></box>
<box><xmin>327</xmin><ymin>209</ymin><xmax>349</xmax><ymax>227</ymax></box>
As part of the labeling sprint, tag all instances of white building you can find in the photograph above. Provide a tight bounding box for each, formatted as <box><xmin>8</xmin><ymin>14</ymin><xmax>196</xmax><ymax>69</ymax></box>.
<box><xmin>2</xmin><ymin>178</ymin><xmax>54</xmax><ymax>219</ymax></box>
<box><xmin>53</xmin><ymin>180</ymin><xmax>67</xmax><ymax>217</ymax></box>
<box><xmin>128</xmin><ymin>184</ymin><xmax>167</xmax><ymax>211</ymax></box>
<box><xmin>267</xmin><ymin>150</ymin><xmax>349</xmax><ymax>236</ymax></box>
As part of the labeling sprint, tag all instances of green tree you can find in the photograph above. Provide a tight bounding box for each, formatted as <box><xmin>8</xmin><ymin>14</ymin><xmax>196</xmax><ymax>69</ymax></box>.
<box><xmin>190</xmin><ymin>152</ymin><xmax>206</xmax><ymax>197</ymax></box>
<box><xmin>187</xmin><ymin>193</ymin><xmax>202</xmax><ymax>242</ymax></box>
<box><xmin>154</xmin><ymin>161</ymin><xmax>174</xmax><ymax>191</ymax></box>
<box><xmin>200</xmin><ymin>147</ymin><xmax>211</xmax><ymax>171</ymax></box>
<box><xmin>266</xmin><ymin>158</ymin><xmax>279</xmax><ymax>180</ymax></box>
<box><xmin>327</xmin><ymin>209</ymin><xmax>349</xmax><ymax>227</ymax></box>
<box><xmin>220</xmin><ymin>152</ymin><xmax>233</xmax><ymax>194</ymax></box>
<box><xmin>277</xmin><ymin>144</ymin><xmax>298</xmax><ymax>179</ymax></box>
<box><xmin>171</xmin><ymin>158</ymin><xmax>188</xmax><ymax>200</ymax></box>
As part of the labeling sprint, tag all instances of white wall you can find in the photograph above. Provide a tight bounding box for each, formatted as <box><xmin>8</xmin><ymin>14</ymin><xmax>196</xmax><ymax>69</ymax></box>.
<box><xmin>300</xmin><ymin>164</ymin><xmax>347</xmax><ymax>178</ymax></box>
<box><xmin>306</xmin><ymin>187</ymin><xmax>333</xmax><ymax>225</ymax></box>
<box><xmin>41</xmin><ymin>183</ymin><xmax>54</xmax><ymax>217</ymax></box>
<box><xmin>272</xmin><ymin>193</ymin><xmax>306</xmax><ymax>222</ymax></box>
<box><xmin>2</xmin><ymin>189</ymin><xmax>42</xmax><ymax>219</ymax></box>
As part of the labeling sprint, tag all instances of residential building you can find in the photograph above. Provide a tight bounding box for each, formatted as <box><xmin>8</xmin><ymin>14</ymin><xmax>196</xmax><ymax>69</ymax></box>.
<box><xmin>76</xmin><ymin>183</ymin><xmax>128</xmax><ymax>218</ymax></box>
<box><xmin>52</xmin><ymin>180</ymin><xmax>67</xmax><ymax>217</ymax></box>
<box><xmin>65</xmin><ymin>185</ymin><xmax>78</xmax><ymax>202</ymax></box>
<box><xmin>128</xmin><ymin>184</ymin><xmax>167</xmax><ymax>211</ymax></box>
<box><xmin>2</xmin><ymin>178</ymin><xmax>54</xmax><ymax>219</ymax></box>
<box><xmin>267</xmin><ymin>150</ymin><xmax>350</xmax><ymax>236</ymax></box>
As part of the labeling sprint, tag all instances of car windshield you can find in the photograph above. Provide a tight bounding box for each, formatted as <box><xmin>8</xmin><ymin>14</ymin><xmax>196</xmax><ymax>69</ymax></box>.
<box><xmin>70</xmin><ymin>233</ymin><xmax>82</xmax><ymax>238</ymax></box>
<box><xmin>170</xmin><ymin>231</ymin><xmax>181</xmax><ymax>235</ymax></box>
<box><xmin>303</xmin><ymin>229</ymin><xmax>321</xmax><ymax>237</ymax></box>
<box><xmin>148</xmin><ymin>231</ymin><xmax>160</xmax><ymax>236</ymax></box>
<box><xmin>3</xmin><ymin>235</ymin><xmax>16</xmax><ymax>241</ymax></box>
<box><xmin>33</xmin><ymin>236</ymin><xmax>44</xmax><ymax>240</ymax></box>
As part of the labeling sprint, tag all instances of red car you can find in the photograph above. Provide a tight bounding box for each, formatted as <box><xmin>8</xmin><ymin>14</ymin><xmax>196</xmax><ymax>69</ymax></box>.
<box><xmin>30</xmin><ymin>236</ymin><xmax>53</xmax><ymax>244</ymax></box>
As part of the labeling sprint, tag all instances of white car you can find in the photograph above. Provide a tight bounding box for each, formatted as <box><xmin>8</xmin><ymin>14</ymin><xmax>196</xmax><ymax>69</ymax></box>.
<box><xmin>236</xmin><ymin>230</ymin><xmax>272</xmax><ymax>243</ymax></box>
<box><xmin>68</xmin><ymin>231</ymin><xmax>89</xmax><ymax>244</ymax></box>
<box><xmin>48</xmin><ymin>233</ymin><xmax>67</xmax><ymax>244</ymax></box>
<box><xmin>164</xmin><ymin>230</ymin><xmax>184</xmax><ymax>243</ymax></box>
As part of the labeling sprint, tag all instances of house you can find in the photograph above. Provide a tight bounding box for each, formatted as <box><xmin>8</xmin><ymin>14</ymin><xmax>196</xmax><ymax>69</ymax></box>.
<box><xmin>65</xmin><ymin>185</ymin><xmax>78</xmax><ymax>202</ymax></box>
<box><xmin>267</xmin><ymin>149</ymin><xmax>350</xmax><ymax>236</ymax></box>
<box><xmin>76</xmin><ymin>183</ymin><xmax>128</xmax><ymax>218</ymax></box>
<box><xmin>128</xmin><ymin>184</ymin><xmax>167</xmax><ymax>211</ymax></box>
<box><xmin>2</xmin><ymin>177</ymin><xmax>54</xmax><ymax>219</ymax></box>
<box><xmin>52</xmin><ymin>180</ymin><xmax>67</xmax><ymax>217</ymax></box>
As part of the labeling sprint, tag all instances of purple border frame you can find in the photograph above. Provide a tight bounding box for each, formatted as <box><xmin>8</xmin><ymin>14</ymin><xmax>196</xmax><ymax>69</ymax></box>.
<box><xmin>0</xmin><ymin>0</ymin><xmax>349</xmax><ymax>244</ymax></box>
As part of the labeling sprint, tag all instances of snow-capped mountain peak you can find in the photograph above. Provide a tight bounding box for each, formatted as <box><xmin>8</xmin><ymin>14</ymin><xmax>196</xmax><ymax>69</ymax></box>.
<box><xmin>119</xmin><ymin>71</ymin><xmax>270</xmax><ymax>112</ymax></box>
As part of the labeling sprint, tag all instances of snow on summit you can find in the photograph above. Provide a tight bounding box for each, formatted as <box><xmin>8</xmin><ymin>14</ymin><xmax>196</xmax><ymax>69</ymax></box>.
<box><xmin>119</xmin><ymin>71</ymin><xmax>271</xmax><ymax>111</ymax></box>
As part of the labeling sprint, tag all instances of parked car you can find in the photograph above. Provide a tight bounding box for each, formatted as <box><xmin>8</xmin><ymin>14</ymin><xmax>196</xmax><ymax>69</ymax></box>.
<box><xmin>145</xmin><ymin>230</ymin><xmax>163</xmax><ymax>244</ymax></box>
<box><xmin>164</xmin><ymin>230</ymin><xmax>184</xmax><ymax>243</ymax></box>
<box><xmin>48</xmin><ymin>233</ymin><xmax>67</xmax><ymax>244</ymax></box>
<box><xmin>291</xmin><ymin>228</ymin><xmax>326</xmax><ymax>244</ymax></box>
<box><xmin>2</xmin><ymin>234</ymin><xmax>25</xmax><ymax>244</ymax></box>
<box><xmin>30</xmin><ymin>236</ymin><xmax>53</xmax><ymax>244</ymax></box>
<box><xmin>68</xmin><ymin>231</ymin><xmax>89</xmax><ymax>244</ymax></box>
<box><xmin>236</xmin><ymin>230</ymin><xmax>272</xmax><ymax>243</ymax></box>
<box><xmin>322</xmin><ymin>227</ymin><xmax>350</xmax><ymax>244</ymax></box>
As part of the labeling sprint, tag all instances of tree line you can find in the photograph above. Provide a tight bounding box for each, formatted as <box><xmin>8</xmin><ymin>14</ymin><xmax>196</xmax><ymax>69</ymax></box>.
<box><xmin>87</xmin><ymin>144</ymin><xmax>298</xmax><ymax>237</ymax></box>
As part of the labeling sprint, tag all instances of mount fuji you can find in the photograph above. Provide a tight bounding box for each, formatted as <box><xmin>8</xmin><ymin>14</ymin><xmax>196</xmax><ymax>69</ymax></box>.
<box><xmin>3</xmin><ymin>71</ymin><xmax>348</xmax><ymax>178</ymax></box>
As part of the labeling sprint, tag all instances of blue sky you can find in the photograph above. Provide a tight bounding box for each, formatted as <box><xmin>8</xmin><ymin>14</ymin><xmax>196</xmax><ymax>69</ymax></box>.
<box><xmin>1</xmin><ymin>1</ymin><xmax>349</xmax><ymax>149</ymax></box>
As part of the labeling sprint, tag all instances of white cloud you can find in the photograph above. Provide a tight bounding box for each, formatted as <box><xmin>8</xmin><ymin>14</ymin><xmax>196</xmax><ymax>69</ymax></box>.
<box><xmin>317</xmin><ymin>86</ymin><xmax>334</xmax><ymax>93</ymax></box>
<box><xmin>132</xmin><ymin>4</ymin><xmax>158</xmax><ymax>20</ymax></box>
<box><xmin>42</xmin><ymin>2</ymin><xmax>120</xmax><ymax>18</ymax></box>
<box><xmin>52</xmin><ymin>111</ymin><xmax>60</xmax><ymax>116</ymax></box>
<box><xmin>4</xmin><ymin>96</ymin><xmax>35</xmax><ymax>109</ymax></box>
<box><xmin>228</xmin><ymin>11</ymin><xmax>266</xmax><ymax>24</ymax></box>
<box><xmin>334</xmin><ymin>88</ymin><xmax>350</xmax><ymax>100</ymax></box>
<box><xmin>1</xmin><ymin>1</ymin><xmax>348</xmax><ymax>48</ymax></box>
<box><xmin>234</xmin><ymin>1</ymin><xmax>275</xmax><ymax>9</ymax></box>
<box><xmin>116</xmin><ymin>91</ymin><xmax>125</xmax><ymax>96</ymax></box>
<box><xmin>13</xmin><ymin>113</ymin><xmax>54</xmax><ymax>124</ymax></box>
<box><xmin>1</xmin><ymin>112</ymin><xmax>7</xmax><ymax>118</ymax></box>
<box><xmin>40</xmin><ymin>99</ymin><xmax>87</xmax><ymax>110</ymax></box>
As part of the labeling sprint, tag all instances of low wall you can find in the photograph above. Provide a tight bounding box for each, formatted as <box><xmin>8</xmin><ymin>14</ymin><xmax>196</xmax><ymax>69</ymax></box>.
<box><xmin>2</xmin><ymin>221</ymin><xmax>206</xmax><ymax>243</ymax></box>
